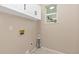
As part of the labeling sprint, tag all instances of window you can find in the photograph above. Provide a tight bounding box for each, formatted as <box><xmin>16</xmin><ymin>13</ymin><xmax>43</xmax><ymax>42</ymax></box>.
<box><xmin>45</xmin><ymin>4</ymin><xmax>57</xmax><ymax>23</ymax></box>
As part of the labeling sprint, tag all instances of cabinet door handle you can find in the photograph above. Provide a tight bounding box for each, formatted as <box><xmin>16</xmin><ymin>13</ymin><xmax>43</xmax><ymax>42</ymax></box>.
<box><xmin>34</xmin><ymin>11</ymin><xmax>37</xmax><ymax>15</ymax></box>
<box><xmin>24</xmin><ymin>4</ymin><xmax>26</xmax><ymax>10</ymax></box>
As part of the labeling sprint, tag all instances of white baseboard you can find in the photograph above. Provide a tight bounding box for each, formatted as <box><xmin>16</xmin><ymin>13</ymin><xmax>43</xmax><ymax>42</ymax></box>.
<box><xmin>25</xmin><ymin>47</ymin><xmax>64</xmax><ymax>54</ymax></box>
<box><xmin>41</xmin><ymin>47</ymin><xmax>64</xmax><ymax>54</ymax></box>
<box><xmin>25</xmin><ymin>47</ymin><xmax>37</xmax><ymax>54</ymax></box>
<box><xmin>30</xmin><ymin>47</ymin><xmax>37</xmax><ymax>53</ymax></box>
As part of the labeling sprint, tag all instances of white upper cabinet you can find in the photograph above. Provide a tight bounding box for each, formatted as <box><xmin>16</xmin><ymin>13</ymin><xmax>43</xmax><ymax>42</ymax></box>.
<box><xmin>0</xmin><ymin>4</ymin><xmax>41</xmax><ymax>20</ymax></box>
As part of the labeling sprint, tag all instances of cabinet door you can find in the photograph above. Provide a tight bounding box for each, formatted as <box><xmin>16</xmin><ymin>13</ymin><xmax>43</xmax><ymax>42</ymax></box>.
<box><xmin>25</xmin><ymin>4</ymin><xmax>41</xmax><ymax>20</ymax></box>
<box><xmin>30</xmin><ymin>4</ymin><xmax>41</xmax><ymax>20</ymax></box>
<box><xmin>24</xmin><ymin>4</ymin><xmax>33</xmax><ymax>17</ymax></box>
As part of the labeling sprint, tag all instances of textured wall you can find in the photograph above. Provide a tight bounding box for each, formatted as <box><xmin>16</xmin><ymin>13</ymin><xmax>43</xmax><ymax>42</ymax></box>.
<box><xmin>41</xmin><ymin>4</ymin><xmax>79</xmax><ymax>53</ymax></box>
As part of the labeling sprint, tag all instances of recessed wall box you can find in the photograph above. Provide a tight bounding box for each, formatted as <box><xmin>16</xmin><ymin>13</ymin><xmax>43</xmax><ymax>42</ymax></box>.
<box><xmin>19</xmin><ymin>30</ymin><xmax>25</xmax><ymax>35</ymax></box>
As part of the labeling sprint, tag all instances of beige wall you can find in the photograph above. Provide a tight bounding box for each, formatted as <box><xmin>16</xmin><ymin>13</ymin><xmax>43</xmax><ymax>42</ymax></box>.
<box><xmin>0</xmin><ymin>12</ymin><xmax>38</xmax><ymax>53</ymax></box>
<box><xmin>41</xmin><ymin>4</ymin><xmax>79</xmax><ymax>53</ymax></box>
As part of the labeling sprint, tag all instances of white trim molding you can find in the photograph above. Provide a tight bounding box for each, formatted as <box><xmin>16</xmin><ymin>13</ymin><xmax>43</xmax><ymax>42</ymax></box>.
<box><xmin>25</xmin><ymin>47</ymin><xmax>64</xmax><ymax>54</ymax></box>
<box><xmin>25</xmin><ymin>47</ymin><xmax>37</xmax><ymax>54</ymax></box>
<box><xmin>41</xmin><ymin>47</ymin><xmax>64</xmax><ymax>54</ymax></box>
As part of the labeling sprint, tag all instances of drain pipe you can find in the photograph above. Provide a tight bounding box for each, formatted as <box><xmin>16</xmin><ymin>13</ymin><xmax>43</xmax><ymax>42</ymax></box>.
<box><xmin>36</xmin><ymin>33</ymin><xmax>41</xmax><ymax>48</ymax></box>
